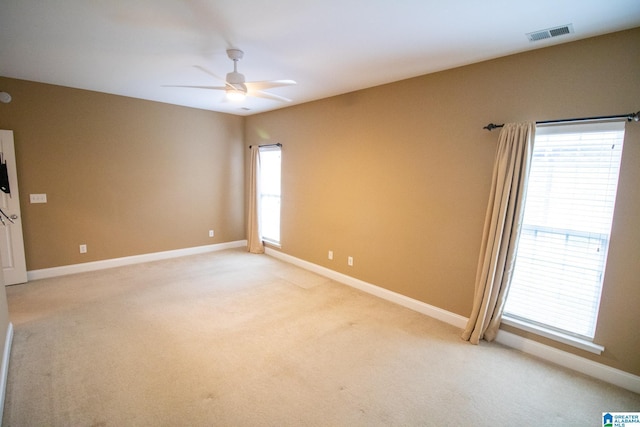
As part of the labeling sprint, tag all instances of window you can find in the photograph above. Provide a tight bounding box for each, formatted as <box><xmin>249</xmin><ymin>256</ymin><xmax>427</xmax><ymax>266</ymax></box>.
<box><xmin>503</xmin><ymin>121</ymin><xmax>625</xmax><ymax>347</ymax></box>
<box><xmin>258</xmin><ymin>146</ymin><xmax>281</xmax><ymax>245</ymax></box>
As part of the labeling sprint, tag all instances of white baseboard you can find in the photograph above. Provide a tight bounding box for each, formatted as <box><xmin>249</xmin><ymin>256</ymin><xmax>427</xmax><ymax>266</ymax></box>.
<box><xmin>265</xmin><ymin>248</ymin><xmax>640</xmax><ymax>395</ymax></box>
<box><xmin>495</xmin><ymin>329</ymin><xmax>640</xmax><ymax>394</ymax></box>
<box><xmin>264</xmin><ymin>248</ymin><xmax>468</xmax><ymax>329</ymax></box>
<box><xmin>27</xmin><ymin>240</ymin><xmax>248</xmax><ymax>281</ymax></box>
<box><xmin>0</xmin><ymin>322</ymin><xmax>13</xmax><ymax>421</ymax></box>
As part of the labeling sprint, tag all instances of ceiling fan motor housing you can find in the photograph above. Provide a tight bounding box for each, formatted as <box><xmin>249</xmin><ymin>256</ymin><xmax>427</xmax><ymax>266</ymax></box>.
<box><xmin>226</xmin><ymin>71</ymin><xmax>245</xmax><ymax>85</ymax></box>
<box><xmin>226</xmin><ymin>71</ymin><xmax>247</xmax><ymax>93</ymax></box>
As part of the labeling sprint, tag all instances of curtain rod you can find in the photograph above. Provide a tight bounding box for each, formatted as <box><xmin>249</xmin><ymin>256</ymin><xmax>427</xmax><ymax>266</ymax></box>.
<box><xmin>483</xmin><ymin>111</ymin><xmax>640</xmax><ymax>131</ymax></box>
<box><xmin>249</xmin><ymin>143</ymin><xmax>282</xmax><ymax>149</ymax></box>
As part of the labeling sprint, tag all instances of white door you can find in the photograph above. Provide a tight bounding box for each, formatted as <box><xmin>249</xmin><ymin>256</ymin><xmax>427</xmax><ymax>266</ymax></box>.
<box><xmin>0</xmin><ymin>130</ymin><xmax>27</xmax><ymax>285</ymax></box>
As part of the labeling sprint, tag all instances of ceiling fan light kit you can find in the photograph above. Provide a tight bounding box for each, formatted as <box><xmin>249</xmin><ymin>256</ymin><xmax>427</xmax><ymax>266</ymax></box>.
<box><xmin>226</xmin><ymin>88</ymin><xmax>247</xmax><ymax>101</ymax></box>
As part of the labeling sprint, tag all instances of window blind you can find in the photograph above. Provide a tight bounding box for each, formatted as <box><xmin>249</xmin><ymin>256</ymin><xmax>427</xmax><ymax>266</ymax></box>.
<box><xmin>259</xmin><ymin>146</ymin><xmax>282</xmax><ymax>244</ymax></box>
<box><xmin>504</xmin><ymin>121</ymin><xmax>625</xmax><ymax>339</ymax></box>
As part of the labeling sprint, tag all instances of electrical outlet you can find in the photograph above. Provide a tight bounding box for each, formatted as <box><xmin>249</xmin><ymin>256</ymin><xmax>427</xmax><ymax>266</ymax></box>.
<box><xmin>209</xmin><ymin>230</ymin><xmax>214</xmax><ymax>237</ymax></box>
<box><xmin>328</xmin><ymin>250</ymin><xmax>333</xmax><ymax>260</ymax></box>
<box><xmin>347</xmin><ymin>256</ymin><xmax>354</xmax><ymax>266</ymax></box>
<box><xmin>79</xmin><ymin>244</ymin><xmax>87</xmax><ymax>254</ymax></box>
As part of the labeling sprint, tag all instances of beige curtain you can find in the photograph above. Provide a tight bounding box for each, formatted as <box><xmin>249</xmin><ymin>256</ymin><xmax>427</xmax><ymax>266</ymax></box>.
<box><xmin>462</xmin><ymin>122</ymin><xmax>534</xmax><ymax>344</ymax></box>
<box><xmin>247</xmin><ymin>146</ymin><xmax>264</xmax><ymax>254</ymax></box>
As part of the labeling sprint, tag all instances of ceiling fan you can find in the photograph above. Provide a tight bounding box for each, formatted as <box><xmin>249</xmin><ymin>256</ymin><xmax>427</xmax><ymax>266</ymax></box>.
<box><xmin>169</xmin><ymin>49</ymin><xmax>296</xmax><ymax>102</ymax></box>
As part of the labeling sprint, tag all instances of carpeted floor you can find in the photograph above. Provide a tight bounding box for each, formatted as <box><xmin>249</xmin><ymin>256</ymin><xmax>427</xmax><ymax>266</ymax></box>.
<box><xmin>3</xmin><ymin>248</ymin><xmax>639</xmax><ymax>426</ymax></box>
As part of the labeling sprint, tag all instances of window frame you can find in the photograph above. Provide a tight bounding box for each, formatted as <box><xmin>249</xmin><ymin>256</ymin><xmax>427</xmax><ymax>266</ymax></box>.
<box><xmin>502</xmin><ymin>120</ymin><xmax>626</xmax><ymax>354</ymax></box>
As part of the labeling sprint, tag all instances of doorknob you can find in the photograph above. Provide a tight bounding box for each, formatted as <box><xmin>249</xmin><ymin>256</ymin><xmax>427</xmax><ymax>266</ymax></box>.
<box><xmin>9</xmin><ymin>214</ymin><xmax>17</xmax><ymax>220</ymax></box>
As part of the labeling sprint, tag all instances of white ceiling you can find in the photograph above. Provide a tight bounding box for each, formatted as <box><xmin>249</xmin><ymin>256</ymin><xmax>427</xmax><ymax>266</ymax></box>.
<box><xmin>2</xmin><ymin>1</ymin><xmax>639</xmax><ymax>116</ymax></box>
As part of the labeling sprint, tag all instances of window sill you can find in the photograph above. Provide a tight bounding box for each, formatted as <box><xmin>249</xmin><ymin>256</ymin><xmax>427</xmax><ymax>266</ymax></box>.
<box><xmin>501</xmin><ymin>316</ymin><xmax>604</xmax><ymax>355</ymax></box>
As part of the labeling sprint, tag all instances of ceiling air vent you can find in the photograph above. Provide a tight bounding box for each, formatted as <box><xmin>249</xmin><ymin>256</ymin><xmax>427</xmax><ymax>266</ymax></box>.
<box><xmin>526</xmin><ymin>24</ymin><xmax>574</xmax><ymax>42</ymax></box>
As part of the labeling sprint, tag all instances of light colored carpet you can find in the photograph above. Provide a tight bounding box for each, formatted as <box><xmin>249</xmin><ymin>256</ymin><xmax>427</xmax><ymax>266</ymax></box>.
<box><xmin>3</xmin><ymin>248</ymin><xmax>639</xmax><ymax>426</ymax></box>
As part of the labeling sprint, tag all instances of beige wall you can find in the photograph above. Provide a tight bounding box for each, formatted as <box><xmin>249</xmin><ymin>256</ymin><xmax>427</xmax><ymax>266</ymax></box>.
<box><xmin>0</xmin><ymin>78</ymin><xmax>245</xmax><ymax>270</ymax></box>
<box><xmin>245</xmin><ymin>28</ymin><xmax>640</xmax><ymax>375</ymax></box>
<box><xmin>0</xmin><ymin>29</ymin><xmax>638</xmax><ymax>377</ymax></box>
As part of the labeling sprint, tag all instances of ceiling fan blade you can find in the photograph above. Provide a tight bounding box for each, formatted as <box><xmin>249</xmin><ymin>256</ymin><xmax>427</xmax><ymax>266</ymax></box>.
<box><xmin>193</xmin><ymin>65</ymin><xmax>226</xmax><ymax>82</ymax></box>
<box><xmin>250</xmin><ymin>90</ymin><xmax>292</xmax><ymax>103</ymax></box>
<box><xmin>246</xmin><ymin>80</ymin><xmax>296</xmax><ymax>91</ymax></box>
<box><xmin>163</xmin><ymin>85</ymin><xmax>227</xmax><ymax>90</ymax></box>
